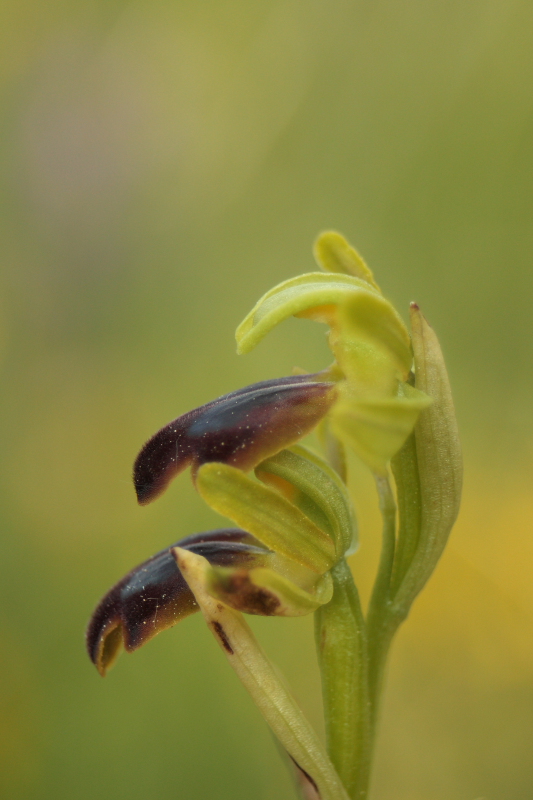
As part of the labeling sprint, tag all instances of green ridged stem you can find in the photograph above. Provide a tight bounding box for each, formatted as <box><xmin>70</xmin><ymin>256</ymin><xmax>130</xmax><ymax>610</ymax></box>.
<box><xmin>314</xmin><ymin>559</ymin><xmax>370</xmax><ymax>799</ymax></box>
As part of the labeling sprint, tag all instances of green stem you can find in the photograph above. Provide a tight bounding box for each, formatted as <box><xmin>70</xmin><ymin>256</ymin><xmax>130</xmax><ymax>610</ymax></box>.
<box><xmin>366</xmin><ymin>475</ymin><xmax>396</xmax><ymax>635</ymax></box>
<box><xmin>314</xmin><ymin>559</ymin><xmax>370</xmax><ymax>800</ymax></box>
<box><xmin>365</xmin><ymin>474</ymin><xmax>401</xmax><ymax>744</ymax></box>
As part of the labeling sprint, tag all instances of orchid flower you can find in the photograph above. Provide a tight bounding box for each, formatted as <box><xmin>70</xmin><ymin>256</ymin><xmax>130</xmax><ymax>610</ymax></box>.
<box><xmin>86</xmin><ymin>232</ymin><xmax>462</xmax><ymax>800</ymax></box>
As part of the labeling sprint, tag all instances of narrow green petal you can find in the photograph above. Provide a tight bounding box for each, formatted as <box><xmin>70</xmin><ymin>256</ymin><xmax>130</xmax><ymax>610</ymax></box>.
<box><xmin>196</xmin><ymin>462</ymin><xmax>336</xmax><ymax>573</ymax></box>
<box><xmin>235</xmin><ymin>272</ymin><xmax>378</xmax><ymax>355</ymax></box>
<box><xmin>331</xmin><ymin>383</ymin><xmax>432</xmax><ymax>475</ymax></box>
<box><xmin>175</xmin><ymin>548</ymin><xmax>350</xmax><ymax>800</ymax></box>
<box><xmin>313</xmin><ymin>231</ymin><xmax>381</xmax><ymax>292</ymax></box>
<box><xmin>256</xmin><ymin>445</ymin><xmax>357</xmax><ymax>557</ymax></box>
<box><xmin>206</xmin><ymin>564</ymin><xmax>333</xmax><ymax>616</ymax></box>
<box><xmin>392</xmin><ymin>305</ymin><xmax>463</xmax><ymax>611</ymax></box>
<box><xmin>337</xmin><ymin>292</ymin><xmax>412</xmax><ymax>380</ymax></box>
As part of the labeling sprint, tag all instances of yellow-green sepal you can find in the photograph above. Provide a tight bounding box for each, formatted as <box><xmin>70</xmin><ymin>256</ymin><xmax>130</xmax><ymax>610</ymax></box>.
<box><xmin>331</xmin><ymin>382</ymin><xmax>433</xmax><ymax>475</ymax></box>
<box><xmin>256</xmin><ymin>445</ymin><xmax>357</xmax><ymax>557</ymax></box>
<box><xmin>313</xmin><ymin>230</ymin><xmax>381</xmax><ymax>292</ymax></box>
<box><xmin>196</xmin><ymin>462</ymin><xmax>336</xmax><ymax>574</ymax></box>
<box><xmin>206</xmin><ymin>563</ymin><xmax>334</xmax><ymax>616</ymax></box>
<box><xmin>235</xmin><ymin>272</ymin><xmax>379</xmax><ymax>355</ymax></box>
<box><xmin>334</xmin><ymin>291</ymin><xmax>412</xmax><ymax>384</ymax></box>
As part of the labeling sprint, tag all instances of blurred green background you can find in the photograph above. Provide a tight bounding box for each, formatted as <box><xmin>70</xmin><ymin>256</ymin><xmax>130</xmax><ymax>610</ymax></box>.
<box><xmin>1</xmin><ymin>1</ymin><xmax>532</xmax><ymax>798</ymax></box>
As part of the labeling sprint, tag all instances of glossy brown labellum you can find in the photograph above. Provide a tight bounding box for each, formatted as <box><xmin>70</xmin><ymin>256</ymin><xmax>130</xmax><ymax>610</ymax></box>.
<box><xmin>86</xmin><ymin>529</ymin><xmax>268</xmax><ymax>676</ymax></box>
<box><xmin>133</xmin><ymin>374</ymin><xmax>336</xmax><ymax>505</ymax></box>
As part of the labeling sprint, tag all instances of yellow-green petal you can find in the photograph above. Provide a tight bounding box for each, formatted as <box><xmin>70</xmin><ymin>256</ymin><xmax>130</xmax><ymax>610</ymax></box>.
<box><xmin>313</xmin><ymin>230</ymin><xmax>381</xmax><ymax>292</ymax></box>
<box><xmin>196</xmin><ymin>462</ymin><xmax>336</xmax><ymax>573</ymax></box>
<box><xmin>336</xmin><ymin>292</ymin><xmax>412</xmax><ymax>381</ymax></box>
<box><xmin>331</xmin><ymin>383</ymin><xmax>433</xmax><ymax>475</ymax></box>
<box><xmin>236</xmin><ymin>272</ymin><xmax>378</xmax><ymax>355</ymax></box>
<box><xmin>256</xmin><ymin>444</ymin><xmax>357</xmax><ymax>557</ymax></box>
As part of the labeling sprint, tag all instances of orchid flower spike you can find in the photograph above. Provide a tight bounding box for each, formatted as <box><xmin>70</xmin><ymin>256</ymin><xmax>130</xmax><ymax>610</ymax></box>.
<box><xmin>88</xmin><ymin>376</ymin><xmax>354</xmax><ymax>676</ymax></box>
<box><xmin>86</xmin><ymin>230</ymin><xmax>462</xmax><ymax>800</ymax></box>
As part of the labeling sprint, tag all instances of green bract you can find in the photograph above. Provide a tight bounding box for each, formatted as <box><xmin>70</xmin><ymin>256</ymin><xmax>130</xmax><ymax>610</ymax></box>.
<box><xmin>390</xmin><ymin>304</ymin><xmax>463</xmax><ymax>611</ymax></box>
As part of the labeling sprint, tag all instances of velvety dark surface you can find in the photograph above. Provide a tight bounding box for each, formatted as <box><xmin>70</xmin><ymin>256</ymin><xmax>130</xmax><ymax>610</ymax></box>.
<box><xmin>86</xmin><ymin>529</ymin><xmax>268</xmax><ymax>673</ymax></box>
<box><xmin>133</xmin><ymin>375</ymin><xmax>336</xmax><ymax>504</ymax></box>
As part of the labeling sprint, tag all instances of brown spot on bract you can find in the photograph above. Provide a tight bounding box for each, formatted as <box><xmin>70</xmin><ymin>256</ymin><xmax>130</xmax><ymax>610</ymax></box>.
<box><xmin>220</xmin><ymin>572</ymin><xmax>281</xmax><ymax>616</ymax></box>
<box><xmin>288</xmin><ymin>754</ymin><xmax>321</xmax><ymax>799</ymax></box>
<box><xmin>212</xmin><ymin>621</ymin><xmax>234</xmax><ymax>654</ymax></box>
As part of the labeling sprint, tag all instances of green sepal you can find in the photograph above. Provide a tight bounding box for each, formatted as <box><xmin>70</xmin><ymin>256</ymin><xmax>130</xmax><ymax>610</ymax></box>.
<box><xmin>196</xmin><ymin>462</ymin><xmax>336</xmax><ymax>573</ymax></box>
<box><xmin>313</xmin><ymin>230</ymin><xmax>381</xmax><ymax>292</ymax></box>
<box><xmin>206</xmin><ymin>563</ymin><xmax>334</xmax><ymax>616</ymax></box>
<box><xmin>256</xmin><ymin>444</ymin><xmax>357</xmax><ymax>557</ymax></box>
<box><xmin>235</xmin><ymin>272</ymin><xmax>379</xmax><ymax>355</ymax></box>
<box><xmin>331</xmin><ymin>382</ymin><xmax>433</xmax><ymax>475</ymax></box>
<box><xmin>335</xmin><ymin>291</ymin><xmax>412</xmax><ymax>382</ymax></box>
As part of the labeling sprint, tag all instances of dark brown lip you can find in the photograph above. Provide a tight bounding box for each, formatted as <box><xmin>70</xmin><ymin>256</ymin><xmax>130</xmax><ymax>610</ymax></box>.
<box><xmin>133</xmin><ymin>374</ymin><xmax>336</xmax><ymax>505</ymax></box>
<box><xmin>86</xmin><ymin>529</ymin><xmax>269</xmax><ymax>676</ymax></box>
